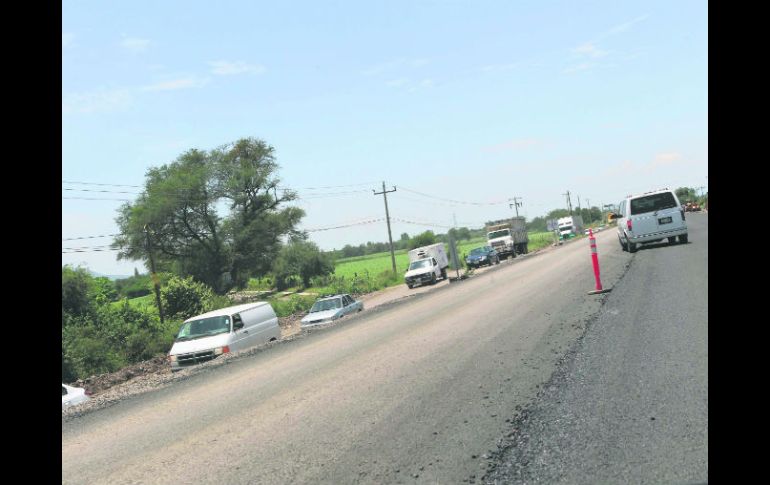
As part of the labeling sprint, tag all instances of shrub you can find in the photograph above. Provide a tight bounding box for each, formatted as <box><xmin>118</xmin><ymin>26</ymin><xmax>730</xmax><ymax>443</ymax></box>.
<box><xmin>161</xmin><ymin>275</ymin><xmax>215</xmax><ymax>321</ymax></box>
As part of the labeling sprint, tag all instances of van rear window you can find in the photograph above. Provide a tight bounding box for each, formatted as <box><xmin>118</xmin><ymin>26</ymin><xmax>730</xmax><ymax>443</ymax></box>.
<box><xmin>630</xmin><ymin>193</ymin><xmax>678</xmax><ymax>215</ymax></box>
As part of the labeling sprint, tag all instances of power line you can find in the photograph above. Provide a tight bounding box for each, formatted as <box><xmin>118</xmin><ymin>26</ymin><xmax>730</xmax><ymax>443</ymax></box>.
<box><xmin>399</xmin><ymin>186</ymin><xmax>508</xmax><ymax>206</ymax></box>
<box><xmin>63</xmin><ymin>197</ymin><xmax>132</xmax><ymax>201</ymax></box>
<box><xmin>62</xmin><ymin>234</ymin><xmax>121</xmax><ymax>241</ymax></box>
<box><xmin>305</xmin><ymin>217</ymin><xmax>385</xmax><ymax>232</ymax></box>
<box><xmin>63</xmin><ymin>180</ymin><xmax>379</xmax><ymax>191</ymax></box>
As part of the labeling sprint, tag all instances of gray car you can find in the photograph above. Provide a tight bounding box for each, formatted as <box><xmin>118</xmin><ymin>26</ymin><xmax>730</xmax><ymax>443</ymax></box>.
<box><xmin>301</xmin><ymin>294</ymin><xmax>364</xmax><ymax>327</ymax></box>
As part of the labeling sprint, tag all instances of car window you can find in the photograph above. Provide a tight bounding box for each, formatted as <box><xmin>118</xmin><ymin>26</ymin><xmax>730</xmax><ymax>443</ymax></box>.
<box><xmin>630</xmin><ymin>192</ymin><xmax>678</xmax><ymax>215</ymax></box>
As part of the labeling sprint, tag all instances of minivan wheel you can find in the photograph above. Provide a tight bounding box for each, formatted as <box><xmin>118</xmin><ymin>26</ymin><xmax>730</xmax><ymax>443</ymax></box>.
<box><xmin>629</xmin><ymin>242</ymin><xmax>638</xmax><ymax>253</ymax></box>
<box><xmin>668</xmin><ymin>236</ymin><xmax>677</xmax><ymax>244</ymax></box>
<box><xmin>431</xmin><ymin>273</ymin><xmax>437</xmax><ymax>285</ymax></box>
<box><xmin>619</xmin><ymin>236</ymin><xmax>627</xmax><ymax>252</ymax></box>
<box><xmin>679</xmin><ymin>234</ymin><xmax>688</xmax><ymax>244</ymax></box>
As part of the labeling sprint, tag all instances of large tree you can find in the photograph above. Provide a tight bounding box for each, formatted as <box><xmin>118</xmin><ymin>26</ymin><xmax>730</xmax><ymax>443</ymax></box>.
<box><xmin>114</xmin><ymin>138</ymin><xmax>304</xmax><ymax>293</ymax></box>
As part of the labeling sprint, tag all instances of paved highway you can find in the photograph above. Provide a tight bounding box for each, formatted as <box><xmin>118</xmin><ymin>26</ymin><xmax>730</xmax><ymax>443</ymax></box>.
<box><xmin>62</xmin><ymin>218</ymin><xmax>705</xmax><ymax>484</ymax></box>
<box><xmin>485</xmin><ymin>213</ymin><xmax>708</xmax><ymax>484</ymax></box>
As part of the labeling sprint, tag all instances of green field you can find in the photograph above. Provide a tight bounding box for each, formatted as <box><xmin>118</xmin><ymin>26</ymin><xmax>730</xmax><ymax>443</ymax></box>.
<box><xmin>332</xmin><ymin>233</ymin><xmax>554</xmax><ymax>281</ymax></box>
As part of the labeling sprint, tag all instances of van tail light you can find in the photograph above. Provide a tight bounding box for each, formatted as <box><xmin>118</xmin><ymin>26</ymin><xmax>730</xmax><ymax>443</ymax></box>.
<box><xmin>626</xmin><ymin>219</ymin><xmax>633</xmax><ymax>231</ymax></box>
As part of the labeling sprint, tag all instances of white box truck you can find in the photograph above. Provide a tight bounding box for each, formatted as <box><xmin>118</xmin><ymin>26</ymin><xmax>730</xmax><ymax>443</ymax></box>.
<box><xmin>486</xmin><ymin>217</ymin><xmax>529</xmax><ymax>259</ymax></box>
<box><xmin>404</xmin><ymin>243</ymin><xmax>449</xmax><ymax>288</ymax></box>
<box><xmin>557</xmin><ymin>215</ymin><xmax>584</xmax><ymax>239</ymax></box>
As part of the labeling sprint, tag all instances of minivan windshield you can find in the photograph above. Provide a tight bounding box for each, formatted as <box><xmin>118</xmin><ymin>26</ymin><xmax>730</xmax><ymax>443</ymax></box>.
<box><xmin>409</xmin><ymin>259</ymin><xmax>432</xmax><ymax>270</ymax></box>
<box><xmin>469</xmin><ymin>248</ymin><xmax>487</xmax><ymax>256</ymax></box>
<box><xmin>630</xmin><ymin>192</ymin><xmax>678</xmax><ymax>215</ymax></box>
<box><xmin>176</xmin><ymin>316</ymin><xmax>231</xmax><ymax>341</ymax></box>
<box><xmin>310</xmin><ymin>298</ymin><xmax>342</xmax><ymax>312</ymax></box>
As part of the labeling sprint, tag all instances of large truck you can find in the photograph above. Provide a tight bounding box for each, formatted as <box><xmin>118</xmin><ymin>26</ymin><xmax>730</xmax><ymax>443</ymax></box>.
<box><xmin>557</xmin><ymin>215</ymin><xmax>584</xmax><ymax>239</ymax></box>
<box><xmin>404</xmin><ymin>243</ymin><xmax>449</xmax><ymax>289</ymax></box>
<box><xmin>486</xmin><ymin>217</ymin><xmax>529</xmax><ymax>259</ymax></box>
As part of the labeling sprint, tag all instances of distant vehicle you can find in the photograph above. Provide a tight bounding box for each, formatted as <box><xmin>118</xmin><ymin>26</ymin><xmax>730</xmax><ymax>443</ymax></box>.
<box><xmin>685</xmin><ymin>202</ymin><xmax>701</xmax><ymax>212</ymax></box>
<box><xmin>584</xmin><ymin>228</ymin><xmax>592</xmax><ymax>235</ymax></box>
<box><xmin>62</xmin><ymin>383</ymin><xmax>90</xmax><ymax>410</ymax></box>
<box><xmin>611</xmin><ymin>188</ymin><xmax>688</xmax><ymax>253</ymax></box>
<box><xmin>301</xmin><ymin>294</ymin><xmax>363</xmax><ymax>327</ymax></box>
<box><xmin>404</xmin><ymin>243</ymin><xmax>449</xmax><ymax>289</ymax></box>
<box><xmin>168</xmin><ymin>302</ymin><xmax>280</xmax><ymax>371</ymax></box>
<box><xmin>465</xmin><ymin>246</ymin><xmax>500</xmax><ymax>268</ymax></box>
<box><xmin>486</xmin><ymin>217</ymin><xmax>528</xmax><ymax>259</ymax></box>
<box><xmin>557</xmin><ymin>215</ymin><xmax>584</xmax><ymax>239</ymax></box>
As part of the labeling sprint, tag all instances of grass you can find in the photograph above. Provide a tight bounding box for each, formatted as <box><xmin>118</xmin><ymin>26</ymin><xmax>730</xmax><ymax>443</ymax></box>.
<box><xmin>110</xmin><ymin>294</ymin><xmax>158</xmax><ymax>313</ymax></box>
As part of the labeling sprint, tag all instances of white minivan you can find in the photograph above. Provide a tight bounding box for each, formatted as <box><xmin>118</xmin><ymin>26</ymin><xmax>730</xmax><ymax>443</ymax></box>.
<box><xmin>168</xmin><ymin>302</ymin><xmax>280</xmax><ymax>371</ymax></box>
<box><xmin>614</xmin><ymin>188</ymin><xmax>688</xmax><ymax>253</ymax></box>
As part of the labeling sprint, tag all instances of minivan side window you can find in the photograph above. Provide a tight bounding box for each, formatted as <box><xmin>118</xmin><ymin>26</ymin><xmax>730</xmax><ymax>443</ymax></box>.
<box><xmin>232</xmin><ymin>314</ymin><xmax>243</xmax><ymax>330</ymax></box>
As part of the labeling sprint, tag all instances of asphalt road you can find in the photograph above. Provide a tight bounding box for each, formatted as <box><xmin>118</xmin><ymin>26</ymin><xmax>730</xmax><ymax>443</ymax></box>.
<box><xmin>484</xmin><ymin>213</ymin><xmax>708</xmax><ymax>484</ymax></box>
<box><xmin>62</xmin><ymin>223</ymin><xmax>688</xmax><ymax>484</ymax></box>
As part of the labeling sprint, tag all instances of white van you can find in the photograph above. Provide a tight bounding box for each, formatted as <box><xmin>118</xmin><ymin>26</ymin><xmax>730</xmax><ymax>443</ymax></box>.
<box><xmin>614</xmin><ymin>188</ymin><xmax>688</xmax><ymax>253</ymax></box>
<box><xmin>168</xmin><ymin>302</ymin><xmax>280</xmax><ymax>371</ymax></box>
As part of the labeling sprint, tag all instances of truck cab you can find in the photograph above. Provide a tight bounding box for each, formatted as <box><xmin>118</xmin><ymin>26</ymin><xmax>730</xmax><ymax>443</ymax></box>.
<box><xmin>404</xmin><ymin>257</ymin><xmax>441</xmax><ymax>288</ymax></box>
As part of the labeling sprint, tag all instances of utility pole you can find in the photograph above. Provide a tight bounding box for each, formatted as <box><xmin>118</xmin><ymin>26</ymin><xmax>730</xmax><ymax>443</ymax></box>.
<box><xmin>563</xmin><ymin>191</ymin><xmax>573</xmax><ymax>215</ymax></box>
<box><xmin>577</xmin><ymin>195</ymin><xmax>582</xmax><ymax>212</ymax></box>
<box><xmin>373</xmin><ymin>182</ymin><xmax>398</xmax><ymax>275</ymax></box>
<box><xmin>586</xmin><ymin>198</ymin><xmax>591</xmax><ymax>223</ymax></box>
<box><xmin>509</xmin><ymin>197</ymin><xmax>522</xmax><ymax>217</ymax></box>
<box><xmin>143</xmin><ymin>224</ymin><xmax>165</xmax><ymax>324</ymax></box>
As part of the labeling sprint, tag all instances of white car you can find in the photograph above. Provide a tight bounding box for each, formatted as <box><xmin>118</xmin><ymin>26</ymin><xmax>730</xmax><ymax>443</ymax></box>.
<box><xmin>62</xmin><ymin>383</ymin><xmax>90</xmax><ymax>409</ymax></box>
<box><xmin>301</xmin><ymin>294</ymin><xmax>363</xmax><ymax>327</ymax></box>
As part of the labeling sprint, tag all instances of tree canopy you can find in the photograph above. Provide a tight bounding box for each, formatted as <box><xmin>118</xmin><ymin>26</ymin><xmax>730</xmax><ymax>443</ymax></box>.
<box><xmin>114</xmin><ymin>138</ymin><xmax>305</xmax><ymax>293</ymax></box>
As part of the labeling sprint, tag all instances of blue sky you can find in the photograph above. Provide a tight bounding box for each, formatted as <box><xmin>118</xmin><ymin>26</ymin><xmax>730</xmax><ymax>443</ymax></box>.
<box><xmin>62</xmin><ymin>0</ymin><xmax>708</xmax><ymax>275</ymax></box>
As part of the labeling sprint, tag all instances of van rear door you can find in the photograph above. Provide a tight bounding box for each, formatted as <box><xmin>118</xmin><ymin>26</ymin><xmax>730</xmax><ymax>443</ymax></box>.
<box><xmin>629</xmin><ymin>192</ymin><xmax>683</xmax><ymax>236</ymax></box>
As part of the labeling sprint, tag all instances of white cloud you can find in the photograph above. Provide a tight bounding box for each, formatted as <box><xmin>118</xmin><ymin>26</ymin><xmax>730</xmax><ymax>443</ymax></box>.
<box><xmin>62</xmin><ymin>33</ymin><xmax>75</xmax><ymax>49</ymax></box>
<box><xmin>563</xmin><ymin>62</ymin><xmax>595</xmax><ymax>74</ymax></box>
<box><xmin>650</xmin><ymin>152</ymin><xmax>682</xmax><ymax>170</ymax></box>
<box><xmin>572</xmin><ymin>42</ymin><xmax>608</xmax><ymax>58</ymax></box>
<box><xmin>420</xmin><ymin>78</ymin><xmax>434</xmax><ymax>88</ymax></box>
<box><xmin>606</xmin><ymin>14</ymin><xmax>650</xmax><ymax>37</ymax></box>
<box><xmin>386</xmin><ymin>78</ymin><xmax>409</xmax><ymax>88</ymax></box>
<box><xmin>209</xmin><ymin>60</ymin><xmax>266</xmax><ymax>76</ymax></box>
<box><xmin>481</xmin><ymin>62</ymin><xmax>522</xmax><ymax>73</ymax></box>
<box><xmin>142</xmin><ymin>77</ymin><xmax>209</xmax><ymax>91</ymax></box>
<box><xmin>62</xmin><ymin>89</ymin><xmax>132</xmax><ymax>114</ymax></box>
<box><xmin>362</xmin><ymin>58</ymin><xmax>430</xmax><ymax>76</ymax></box>
<box><xmin>120</xmin><ymin>37</ymin><xmax>151</xmax><ymax>53</ymax></box>
<box><xmin>484</xmin><ymin>138</ymin><xmax>543</xmax><ymax>153</ymax></box>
